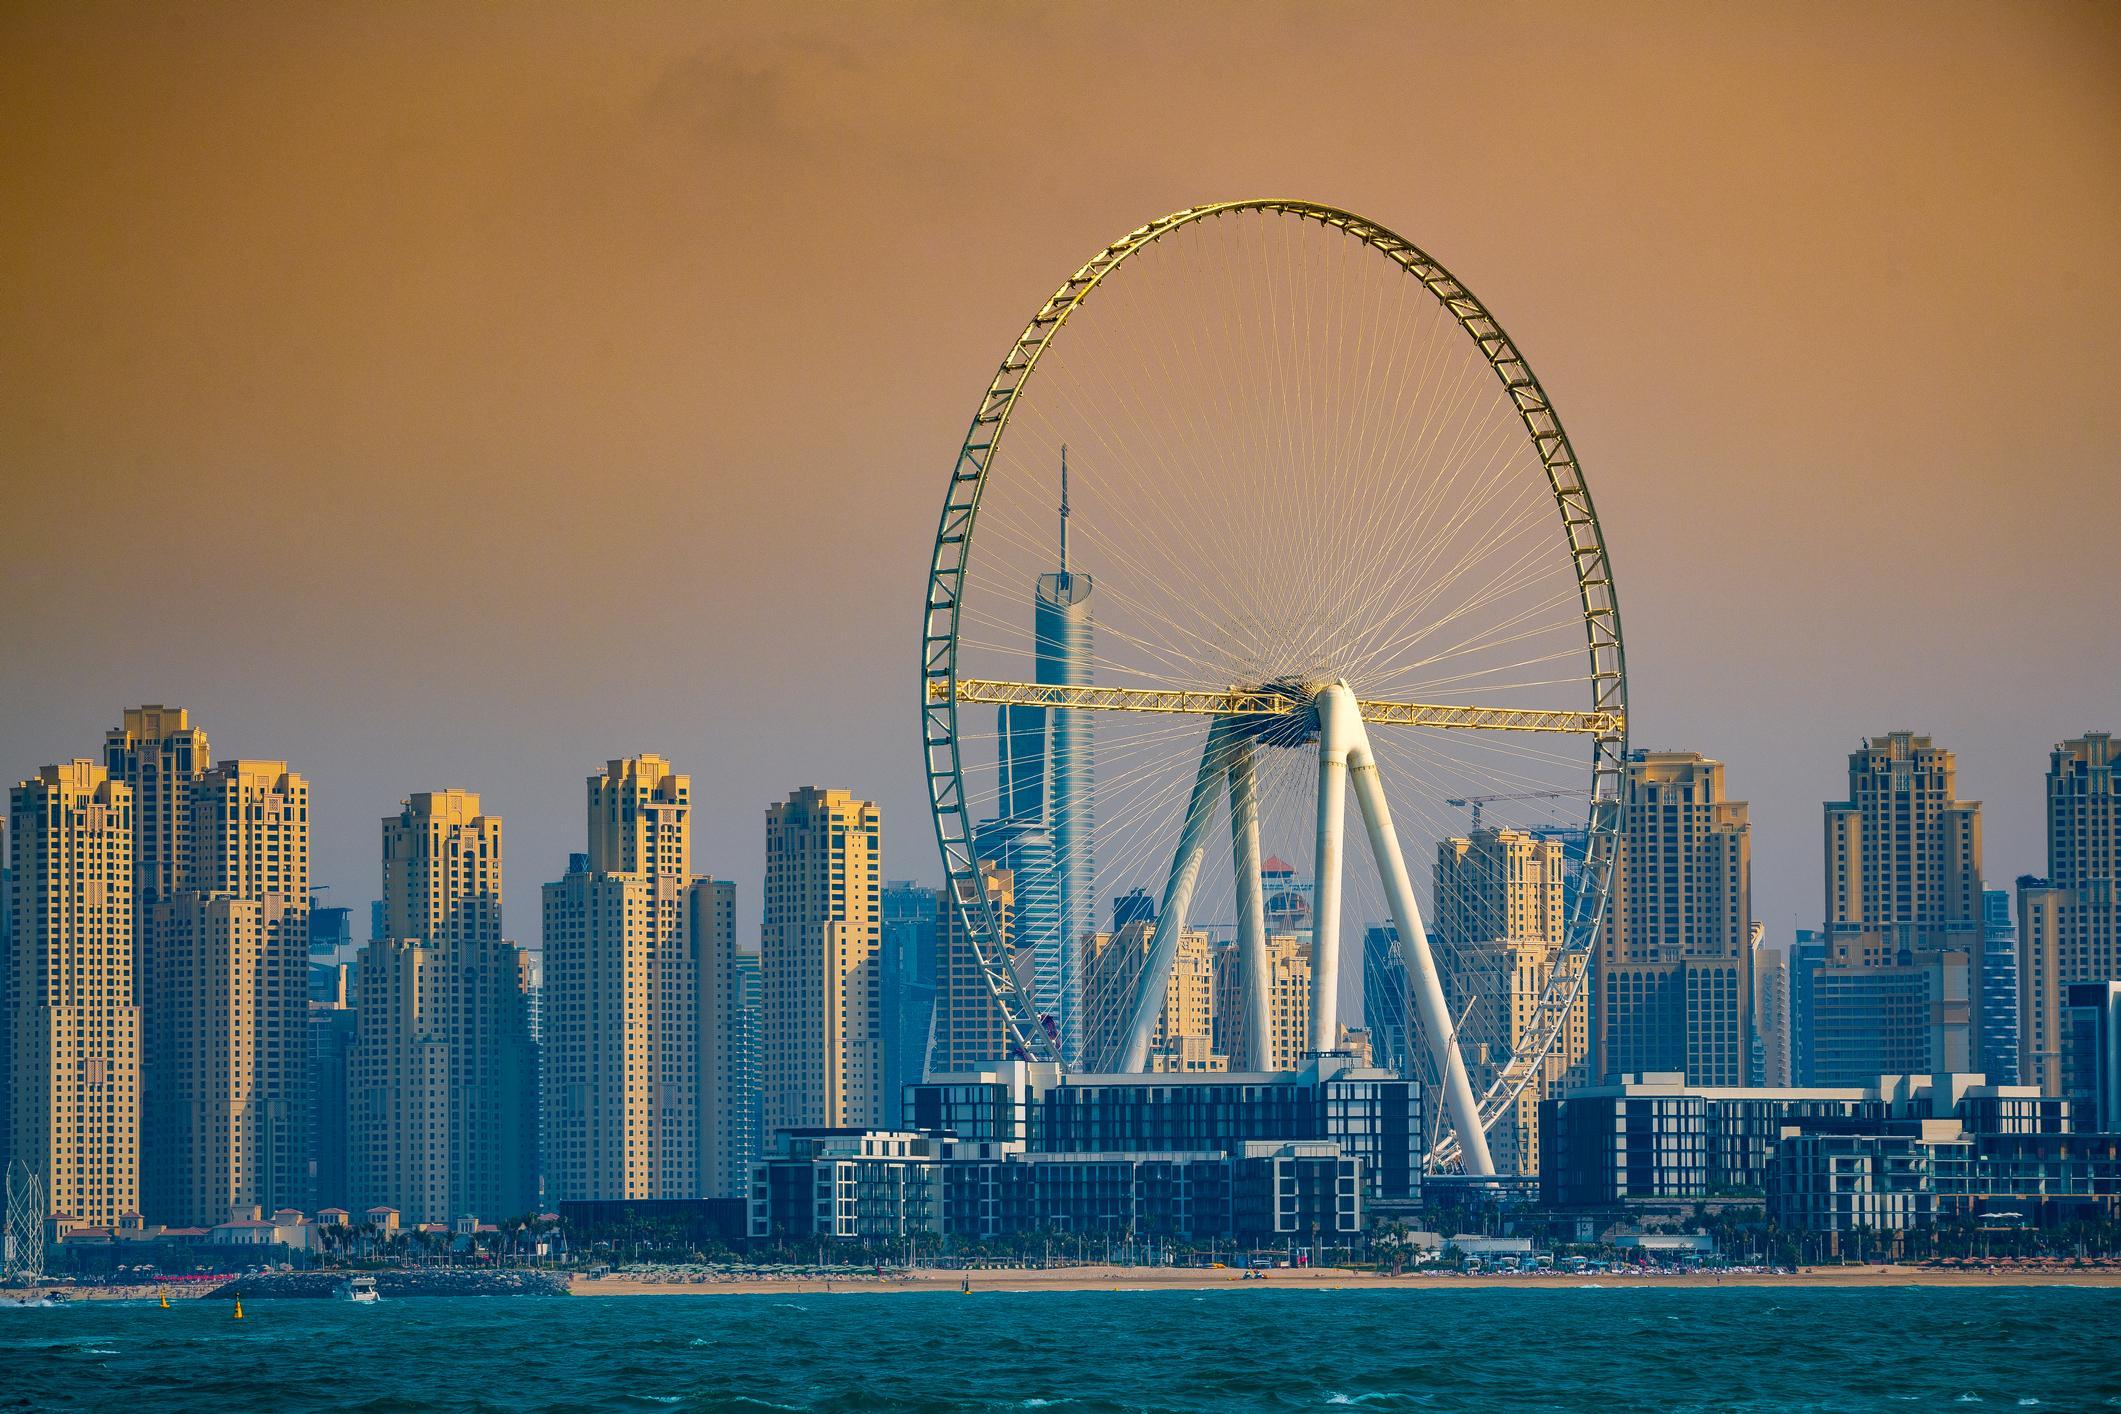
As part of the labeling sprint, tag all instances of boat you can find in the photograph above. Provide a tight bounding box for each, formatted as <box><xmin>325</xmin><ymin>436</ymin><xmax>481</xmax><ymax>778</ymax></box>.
<box><xmin>337</xmin><ymin>1275</ymin><xmax>381</xmax><ymax>1305</ymax></box>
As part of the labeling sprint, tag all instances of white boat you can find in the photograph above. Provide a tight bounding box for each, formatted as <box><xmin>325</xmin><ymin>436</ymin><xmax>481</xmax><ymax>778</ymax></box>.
<box><xmin>337</xmin><ymin>1275</ymin><xmax>381</xmax><ymax>1304</ymax></box>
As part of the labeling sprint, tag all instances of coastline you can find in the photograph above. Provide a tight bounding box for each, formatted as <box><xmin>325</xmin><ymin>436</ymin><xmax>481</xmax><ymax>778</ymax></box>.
<box><xmin>569</xmin><ymin>1263</ymin><xmax>2121</xmax><ymax>1297</ymax></box>
<box><xmin>17</xmin><ymin>1262</ymin><xmax>2117</xmax><ymax>1302</ymax></box>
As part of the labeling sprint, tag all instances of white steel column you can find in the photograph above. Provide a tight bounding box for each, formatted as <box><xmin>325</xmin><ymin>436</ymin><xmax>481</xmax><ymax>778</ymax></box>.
<box><xmin>1118</xmin><ymin>722</ymin><xmax>1229</xmax><ymax>1072</ymax></box>
<box><xmin>1226</xmin><ymin>737</ymin><xmax>1273</xmax><ymax>1070</ymax></box>
<box><xmin>1310</xmin><ymin>688</ymin><xmax>1356</xmax><ymax>1055</ymax></box>
<box><xmin>1341</xmin><ymin>699</ymin><xmax>1496</xmax><ymax>1176</ymax></box>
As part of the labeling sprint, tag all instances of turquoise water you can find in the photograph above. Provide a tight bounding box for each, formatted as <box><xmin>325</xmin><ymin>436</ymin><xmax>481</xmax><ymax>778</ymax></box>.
<box><xmin>3</xmin><ymin>1287</ymin><xmax>2118</xmax><ymax>1411</ymax></box>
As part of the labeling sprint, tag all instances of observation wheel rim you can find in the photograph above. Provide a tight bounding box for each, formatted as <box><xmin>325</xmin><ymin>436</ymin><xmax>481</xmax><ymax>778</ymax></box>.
<box><xmin>919</xmin><ymin>200</ymin><xmax>1628</xmax><ymax>1147</ymax></box>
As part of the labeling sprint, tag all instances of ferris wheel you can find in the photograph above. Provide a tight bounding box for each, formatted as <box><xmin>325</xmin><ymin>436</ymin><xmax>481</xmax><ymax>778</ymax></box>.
<box><xmin>920</xmin><ymin>201</ymin><xmax>1626</xmax><ymax>1172</ymax></box>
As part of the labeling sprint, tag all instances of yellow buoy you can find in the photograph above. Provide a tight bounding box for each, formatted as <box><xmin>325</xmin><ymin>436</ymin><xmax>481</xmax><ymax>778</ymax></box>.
<box><xmin>159</xmin><ymin>1290</ymin><xmax>170</xmax><ymax>1309</ymax></box>
<box><xmin>232</xmin><ymin>1297</ymin><xmax>245</xmax><ymax>1320</ymax></box>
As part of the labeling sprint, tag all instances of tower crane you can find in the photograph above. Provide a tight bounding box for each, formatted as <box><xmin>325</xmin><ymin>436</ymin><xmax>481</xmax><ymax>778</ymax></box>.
<box><xmin>1444</xmin><ymin>789</ymin><xmax>1573</xmax><ymax>831</ymax></box>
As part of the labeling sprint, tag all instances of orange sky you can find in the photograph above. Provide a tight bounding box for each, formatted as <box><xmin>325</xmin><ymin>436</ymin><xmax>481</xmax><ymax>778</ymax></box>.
<box><xmin>4</xmin><ymin>1</ymin><xmax>2117</xmax><ymax>938</ymax></box>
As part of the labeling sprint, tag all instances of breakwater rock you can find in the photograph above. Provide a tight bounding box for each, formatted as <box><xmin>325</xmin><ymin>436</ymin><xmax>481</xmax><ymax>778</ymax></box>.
<box><xmin>207</xmin><ymin>1269</ymin><xmax>570</xmax><ymax>1299</ymax></box>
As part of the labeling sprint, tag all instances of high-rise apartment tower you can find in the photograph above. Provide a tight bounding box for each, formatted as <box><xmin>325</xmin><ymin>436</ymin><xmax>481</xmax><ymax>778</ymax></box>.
<box><xmin>1597</xmin><ymin>752</ymin><xmax>1753</xmax><ymax>1087</ymax></box>
<box><xmin>4</xmin><ymin>763</ymin><xmax>139</xmax><ymax>1224</ymax></box>
<box><xmin>2020</xmin><ymin>734</ymin><xmax>2120</xmax><ymax>1093</ymax></box>
<box><xmin>141</xmin><ymin>759</ymin><xmax>310</xmax><ymax>1224</ymax></box>
<box><xmin>351</xmin><ymin>791</ymin><xmax>537</xmax><ymax>1223</ymax></box>
<box><xmin>761</xmin><ymin>788</ymin><xmax>883</xmax><ymax>1131</ymax></box>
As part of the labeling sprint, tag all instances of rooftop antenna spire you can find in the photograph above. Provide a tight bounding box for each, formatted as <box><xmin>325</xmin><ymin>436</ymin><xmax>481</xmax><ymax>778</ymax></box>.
<box><xmin>1059</xmin><ymin>444</ymin><xmax>1071</xmax><ymax>574</ymax></box>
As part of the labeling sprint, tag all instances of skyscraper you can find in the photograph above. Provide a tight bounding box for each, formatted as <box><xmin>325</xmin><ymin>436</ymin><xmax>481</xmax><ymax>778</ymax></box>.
<box><xmin>1597</xmin><ymin>751</ymin><xmax>1753</xmax><ymax>1087</ymax></box>
<box><xmin>995</xmin><ymin>450</ymin><xmax>1094</xmax><ymax>1060</ymax></box>
<box><xmin>690</xmin><ymin>878</ymin><xmax>744</xmax><ymax>1198</ymax></box>
<box><xmin>1824</xmin><ymin>732</ymin><xmax>1983</xmax><ymax>963</ymax></box>
<box><xmin>307</xmin><ymin>962</ymin><xmax>357</xmax><ymax>1213</ymax></box>
<box><xmin>1210</xmin><ymin>932</ymin><xmax>1308</xmax><ymax>1072</ymax></box>
<box><xmin>761</xmin><ymin>787</ymin><xmax>882</xmax><ymax>1131</ymax></box>
<box><xmin>140</xmin><ymin>759</ymin><xmax>312</xmax><ymax>1223</ymax></box>
<box><xmin>310</xmin><ymin>906</ymin><xmax>354</xmax><ymax>962</ymax></box>
<box><xmin>4</xmin><ymin>762</ymin><xmax>138</xmax><ymax>1225</ymax></box>
<box><xmin>927</xmin><ymin>864</ymin><xmax>1025</xmax><ymax>1077</ymax></box>
<box><xmin>351</xmin><ymin>790</ymin><xmax>537</xmax><ymax>1223</ymax></box>
<box><xmin>1433</xmin><ymin>828</ymin><xmax>1584</xmax><ymax>1175</ymax></box>
<box><xmin>1360</xmin><ymin>925</ymin><xmax>1411</xmax><ymax>1076</ymax></box>
<box><xmin>2019</xmin><ymin>733</ymin><xmax>2120</xmax><ymax>1094</ymax></box>
<box><xmin>1784</xmin><ymin>929</ymin><xmax>1828</xmax><ymax>1085</ymax></box>
<box><xmin>727</xmin><ymin>949</ymin><xmax>763</xmax><ymax>1195</ymax></box>
<box><xmin>1809</xmin><ymin>951</ymin><xmax>1972</xmax><ymax>1084</ymax></box>
<box><xmin>0</xmin><ymin>828</ymin><xmax>9</xmax><ymax>1166</ymax></box>
<box><xmin>970</xmin><ymin>817</ymin><xmax>1057</xmax><ymax>1033</ymax></box>
<box><xmin>101</xmin><ymin>706</ymin><xmax>209</xmax><ymax>943</ymax></box>
<box><xmin>1754</xmin><ymin>935</ymin><xmax>1790</xmax><ymax>1086</ymax></box>
<box><xmin>102</xmin><ymin>707</ymin><xmax>315</xmax><ymax>1222</ymax></box>
<box><xmin>1816</xmin><ymin>733</ymin><xmax>1980</xmax><ymax>1078</ymax></box>
<box><xmin>1111</xmin><ymin>888</ymin><xmax>1155</xmax><ymax>932</ymax></box>
<box><xmin>586</xmin><ymin>752</ymin><xmax>691</xmax><ymax>876</ymax></box>
<box><xmin>1079</xmin><ymin>921</ymin><xmax>1222</xmax><ymax>1072</ymax></box>
<box><xmin>1980</xmin><ymin>889</ymin><xmax>2020</xmax><ymax>1085</ymax></box>
<box><xmin>2062</xmin><ymin>981</ymin><xmax>2121</xmax><ymax>1134</ymax></box>
<box><xmin>879</xmin><ymin>879</ymin><xmax>940</xmax><ymax>1105</ymax></box>
<box><xmin>143</xmin><ymin>893</ymin><xmax>296</xmax><ymax>1224</ymax></box>
<box><xmin>542</xmin><ymin>757</ymin><xmax>720</xmax><ymax>1202</ymax></box>
<box><xmin>1261</xmin><ymin>856</ymin><xmax>1313</xmax><ymax>938</ymax></box>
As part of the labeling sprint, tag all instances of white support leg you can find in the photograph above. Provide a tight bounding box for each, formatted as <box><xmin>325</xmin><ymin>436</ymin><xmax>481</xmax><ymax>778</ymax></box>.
<box><xmin>1339</xmin><ymin>700</ymin><xmax>1496</xmax><ymax>1176</ymax></box>
<box><xmin>1118</xmin><ymin>723</ymin><xmax>1228</xmax><ymax>1072</ymax></box>
<box><xmin>1226</xmin><ymin>738</ymin><xmax>1273</xmax><ymax>1071</ymax></box>
<box><xmin>1311</xmin><ymin>688</ymin><xmax>1354</xmax><ymax>1056</ymax></box>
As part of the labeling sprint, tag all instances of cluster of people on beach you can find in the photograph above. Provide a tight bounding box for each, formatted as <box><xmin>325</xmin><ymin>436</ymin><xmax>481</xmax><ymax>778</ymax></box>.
<box><xmin>587</xmin><ymin>1262</ymin><xmax>920</xmax><ymax>1286</ymax></box>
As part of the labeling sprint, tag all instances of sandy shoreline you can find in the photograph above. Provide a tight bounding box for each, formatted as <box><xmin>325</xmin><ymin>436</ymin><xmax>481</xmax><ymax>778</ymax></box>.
<box><xmin>14</xmin><ymin>1264</ymin><xmax>2115</xmax><ymax>1302</ymax></box>
<box><xmin>570</xmin><ymin>1263</ymin><xmax>2121</xmax><ymax>1297</ymax></box>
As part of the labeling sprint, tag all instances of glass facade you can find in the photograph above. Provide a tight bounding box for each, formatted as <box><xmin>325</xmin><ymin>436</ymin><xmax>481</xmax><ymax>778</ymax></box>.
<box><xmin>1770</xmin><ymin>1130</ymin><xmax>2121</xmax><ymax>1236</ymax></box>
<box><xmin>1980</xmin><ymin>889</ymin><xmax>2020</xmax><ymax>1084</ymax></box>
<box><xmin>2062</xmin><ymin>981</ymin><xmax>2121</xmax><ymax>1133</ymax></box>
<box><xmin>749</xmin><ymin>1129</ymin><xmax>1360</xmax><ymax>1241</ymax></box>
<box><xmin>907</xmin><ymin>1063</ymin><xmax>1423</xmax><ymax>1200</ymax></box>
<box><xmin>1546</xmin><ymin>1075</ymin><xmax>2086</xmax><ymax>1217</ymax></box>
<box><xmin>880</xmin><ymin>879</ymin><xmax>939</xmax><ymax>1108</ymax></box>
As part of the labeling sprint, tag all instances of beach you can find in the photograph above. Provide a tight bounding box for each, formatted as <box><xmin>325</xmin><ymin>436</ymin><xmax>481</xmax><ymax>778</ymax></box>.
<box><xmin>569</xmin><ymin>1261</ymin><xmax>2121</xmax><ymax>1297</ymax></box>
<box><xmin>18</xmin><ymin>1260</ymin><xmax>2117</xmax><ymax>1303</ymax></box>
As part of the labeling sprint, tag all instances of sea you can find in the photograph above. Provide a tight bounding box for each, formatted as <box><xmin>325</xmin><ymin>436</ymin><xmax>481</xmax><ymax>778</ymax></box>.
<box><xmin>2</xmin><ymin>1286</ymin><xmax>2118</xmax><ymax>1411</ymax></box>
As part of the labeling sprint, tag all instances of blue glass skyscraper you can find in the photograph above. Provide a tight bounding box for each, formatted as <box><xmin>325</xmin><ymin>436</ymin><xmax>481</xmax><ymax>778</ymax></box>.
<box><xmin>995</xmin><ymin>449</ymin><xmax>1094</xmax><ymax>1061</ymax></box>
<box><xmin>1786</xmin><ymin>929</ymin><xmax>1827</xmax><ymax>1085</ymax></box>
<box><xmin>1361</xmin><ymin>924</ymin><xmax>1412</xmax><ymax>1076</ymax></box>
<box><xmin>1980</xmin><ymin>888</ymin><xmax>2020</xmax><ymax>1085</ymax></box>
<box><xmin>881</xmin><ymin>880</ymin><xmax>941</xmax><ymax>1104</ymax></box>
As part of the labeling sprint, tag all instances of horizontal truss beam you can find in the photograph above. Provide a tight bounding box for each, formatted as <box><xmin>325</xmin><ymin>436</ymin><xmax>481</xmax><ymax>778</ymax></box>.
<box><xmin>935</xmin><ymin>678</ymin><xmax>1622</xmax><ymax>736</ymax></box>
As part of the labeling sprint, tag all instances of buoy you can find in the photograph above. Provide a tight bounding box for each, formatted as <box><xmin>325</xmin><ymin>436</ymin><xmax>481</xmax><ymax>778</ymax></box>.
<box><xmin>159</xmin><ymin>1290</ymin><xmax>170</xmax><ymax>1309</ymax></box>
<box><xmin>233</xmin><ymin>1297</ymin><xmax>245</xmax><ymax>1320</ymax></box>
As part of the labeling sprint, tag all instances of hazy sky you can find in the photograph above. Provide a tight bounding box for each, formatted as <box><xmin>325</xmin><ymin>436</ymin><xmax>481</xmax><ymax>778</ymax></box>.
<box><xmin>4</xmin><ymin>1</ymin><xmax>2117</xmax><ymax>945</ymax></box>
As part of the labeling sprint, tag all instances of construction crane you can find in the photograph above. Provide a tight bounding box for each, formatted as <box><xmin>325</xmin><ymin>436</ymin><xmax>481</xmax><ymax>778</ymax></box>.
<box><xmin>1444</xmin><ymin>789</ymin><xmax>1573</xmax><ymax>831</ymax></box>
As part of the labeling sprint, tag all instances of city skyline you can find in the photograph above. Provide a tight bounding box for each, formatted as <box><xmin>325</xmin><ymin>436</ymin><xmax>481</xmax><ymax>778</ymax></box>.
<box><xmin>5</xmin><ymin>9</ymin><xmax>2121</xmax><ymax>1400</ymax></box>
<box><xmin>3</xmin><ymin>4</ymin><xmax>2117</xmax><ymax>951</ymax></box>
<box><xmin>5</xmin><ymin>703</ymin><xmax>2114</xmax><ymax>962</ymax></box>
